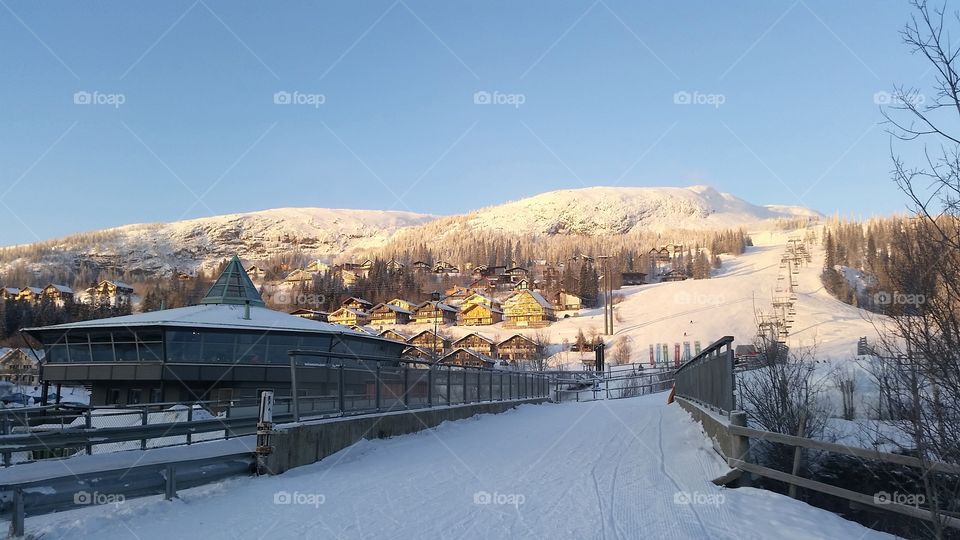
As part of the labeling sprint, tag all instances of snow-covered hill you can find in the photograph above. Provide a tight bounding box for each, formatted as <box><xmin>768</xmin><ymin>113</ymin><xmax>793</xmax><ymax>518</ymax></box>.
<box><xmin>0</xmin><ymin>208</ymin><xmax>434</xmax><ymax>276</ymax></box>
<box><xmin>411</xmin><ymin>185</ymin><xmax>820</xmax><ymax>237</ymax></box>
<box><xmin>0</xmin><ymin>185</ymin><xmax>820</xmax><ymax>276</ymax></box>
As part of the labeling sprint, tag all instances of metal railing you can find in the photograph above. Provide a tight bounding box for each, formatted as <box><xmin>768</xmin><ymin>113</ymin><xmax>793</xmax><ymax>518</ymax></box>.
<box><xmin>0</xmin><ymin>357</ymin><xmax>551</xmax><ymax>467</ymax></box>
<box><xmin>672</xmin><ymin>336</ymin><xmax>735</xmax><ymax>413</ymax></box>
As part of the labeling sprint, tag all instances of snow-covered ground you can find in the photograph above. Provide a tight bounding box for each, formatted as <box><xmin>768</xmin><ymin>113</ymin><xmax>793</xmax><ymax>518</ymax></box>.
<box><xmin>28</xmin><ymin>396</ymin><xmax>892</xmax><ymax>539</ymax></box>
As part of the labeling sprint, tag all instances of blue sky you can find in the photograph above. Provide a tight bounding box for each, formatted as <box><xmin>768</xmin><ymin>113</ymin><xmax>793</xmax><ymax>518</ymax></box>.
<box><xmin>0</xmin><ymin>0</ymin><xmax>936</xmax><ymax>245</ymax></box>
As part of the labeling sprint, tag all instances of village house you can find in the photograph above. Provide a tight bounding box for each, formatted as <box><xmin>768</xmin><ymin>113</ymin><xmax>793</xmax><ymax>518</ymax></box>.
<box><xmin>554</xmin><ymin>290</ymin><xmax>583</xmax><ymax>311</ymax></box>
<box><xmin>433</xmin><ymin>261</ymin><xmax>459</xmax><ymax>275</ymax></box>
<box><xmin>411</xmin><ymin>261</ymin><xmax>431</xmax><ymax>272</ymax></box>
<box><xmin>439</xmin><ymin>348</ymin><xmax>494</xmax><ymax>369</ymax></box>
<box><xmin>289</xmin><ymin>308</ymin><xmax>329</xmax><ymax>322</ymax></box>
<box><xmin>497</xmin><ymin>334</ymin><xmax>544</xmax><ymax>363</ymax></box>
<box><xmin>246</xmin><ymin>265</ymin><xmax>268</xmax><ymax>279</ymax></box>
<box><xmin>461</xmin><ymin>292</ymin><xmax>500</xmax><ymax>309</ymax></box>
<box><xmin>17</xmin><ymin>287</ymin><xmax>44</xmax><ymax>303</ymax></box>
<box><xmin>379</xmin><ymin>329</ymin><xmax>411</xmax><ymax>343</ymax></box>
<box><xmin>649</xmin><ymin>247</ymin><xmax>672</xmax><ymax>263</ymax></box>
<box><xmin>1</xmin><ymin>287</ymin><xmax>20</xmax><ymax>300</ymax></box>
<box><xmin>0</xmin><ymin>348</ymin><xmax>42</xmax><ymax>385</ymax></box>
<box><xmin>503</xmin><ymin>290</ymin><xmax>556</xmax><ymax>328</ymax></box>
<box><xmin>305</xmin><ymin>260</ymin><xmax>330</xmax><ymax>274</ymax></box>
<box><xmin>406</xmin><ymin>329</ymin><xmax>451</xmax><ymax>356</ymax></box>
<box><xmin>386</xmin><ymin>298</ymin><xmax>417</xmax><ymax>312</ymax></box>
<box><xmin>621</xmin><ymin>272</ymin><xmax>648</xmax><ymax>286</ymax></box>
<box><xmin>512</xmin><ymin>278</ymin><xmax>531</xmax><ymax>291</ymax></box>
<box><xmin>401</xmin><ymin>345</ymin><xmax>433</xmax><ymax>362</ymax></box>
<box><xmin>443</xmin><ymin>285</ymin><xmax>473</xmax><ymax>305</ymax></box>
<box><xmin>341</xmin><ymin>297</ymin><xmax>374</xmax><ymax>311</ymax></box>
<box><xmin>453</xmin><ymin>333</ymin><xmax>497</xmax><ymax>357</ymax></box>
<box><xmin>459</xmin><ymin>302</ymin><xmax>504</xmax><ymax>326</ymax></box>
<box><xmin>42</xmin><ymin>284</ymin><xmax>74</xmax><ymax>306</ymax></box>
<box><xmin>368</xmin><ymin>302</ymin><xmax>413</xmax><ymax>325</ymax></box>
<box><xmin>284</xmin><ymin>269</ymin><xmax>314</xmax><ymax>284</ymax></box>
<box><xmin>327</xmin><ymin>307</ymin><xmax>371</xmax><ymax>326</ymax></box>
<box><xmin>505</xmin><ymin>267</ymin><xmax>529</xmax><ymax>283</ymax></box>
<box><xmin>386</xmin><ymin>259</ymin><xmax>405</xmax><ymax>273</ymax></box>
<box><xmin>91</xmin><ymin>280</ymin><xmax>134</xmax><ymax>307</ymax></box>
<box><xmin>413</xmin><ymin>301</ymin><xmax>458</xmax><ymax>325</ymax></box>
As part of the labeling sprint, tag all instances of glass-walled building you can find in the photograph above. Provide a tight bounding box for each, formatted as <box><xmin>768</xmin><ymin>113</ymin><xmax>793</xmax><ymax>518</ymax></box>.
<box><xmin>25</xmin><ymin>257</ymin><xmax>404</xmax><ymax>405</ymax></box>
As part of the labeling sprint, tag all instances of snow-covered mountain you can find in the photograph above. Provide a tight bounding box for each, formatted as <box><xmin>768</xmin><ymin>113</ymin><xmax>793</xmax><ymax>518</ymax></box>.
<box><xmin>396</xmin><ymin>185</ymin><xmax>820</xmax><ymax>238</ymax></box>
<box><xmin>0</xmin><ymin>185</ymin><xmax>820</xmax><ymax>276</ymax></box>
<box><xmin>0</xmin><ymin>208</ymin><xmax>434</xmax><ymax>276</ymax></box>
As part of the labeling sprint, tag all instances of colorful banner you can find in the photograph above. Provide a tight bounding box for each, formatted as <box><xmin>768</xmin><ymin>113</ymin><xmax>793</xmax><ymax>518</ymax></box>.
<box><xmin>662</xmin><ymin>344</ymin><xmax>669</xmax><ymax>367</ymax></box>
<box><xmin>694</xmin><ymin>341</ymin><xmax>702</xmax><ymax>355</ymax></box>
<box><xmin>683</xmin><ymin>341</ymin><xmax>692</xmax><ymax>363</ymax></box>
<box><xmin>655</xmin><ymin>344</ymin><xmax>661</xmax><ymax>366</ymax></box>
<box><xmin>649</xmin><ymin>344</ymin><xmax>655</xmax><ymax>367</ymax></box>
<box><xmin>674</xmin><ymin>343</ymin><xmax>681</xmax><ymax>367</ymax></box>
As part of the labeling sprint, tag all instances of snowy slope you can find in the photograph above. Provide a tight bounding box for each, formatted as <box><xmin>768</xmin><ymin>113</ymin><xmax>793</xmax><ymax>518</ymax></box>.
<box><xmin>401</xmin><ymin>185</ymin><xmax>820</xmax><ymax>237</ymax></box>
<box><xmin>27</xmin><ymin>396</ymin><xmax>892</xmax><ymax>539</ymax></box>
<box><xmin>0</xmin><ymin>208</ymin><xmax>435</xmax><ymax>275</ymax></box>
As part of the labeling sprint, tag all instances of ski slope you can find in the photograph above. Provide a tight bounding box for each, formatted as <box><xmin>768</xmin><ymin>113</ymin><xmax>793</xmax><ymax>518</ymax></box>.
<box><xmin>29</xmin><ymin>396</ymin><xmax>891</xmax><ymax>539</ymax></box>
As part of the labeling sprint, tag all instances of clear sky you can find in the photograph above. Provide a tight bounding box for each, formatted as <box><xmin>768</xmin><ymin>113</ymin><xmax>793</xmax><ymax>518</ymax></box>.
<box><xmin>0</xmin><ymin>0</ymin><xmax>936</xmax><ymax>245</ymax></box>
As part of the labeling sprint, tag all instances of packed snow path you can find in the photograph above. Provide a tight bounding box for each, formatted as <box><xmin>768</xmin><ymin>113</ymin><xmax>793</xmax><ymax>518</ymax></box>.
<box><xmin>31</xmin><ymin>396</ymin><xmax>891</xmax><ymax>539</ymax></box>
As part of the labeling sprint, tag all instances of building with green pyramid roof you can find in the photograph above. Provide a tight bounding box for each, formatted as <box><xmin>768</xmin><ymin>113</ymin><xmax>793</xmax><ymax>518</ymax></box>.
<box><xmin>25</xmin><ymin>256</ymin><xmax>403</xmax><ymax>406</ymax></box>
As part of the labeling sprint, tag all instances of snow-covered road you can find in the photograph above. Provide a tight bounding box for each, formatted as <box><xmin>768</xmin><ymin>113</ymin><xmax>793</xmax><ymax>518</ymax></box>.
<box><xmin>31</xmin><ymin>396</ymin><xmax>892</xmax><ymax>539</ymax></box>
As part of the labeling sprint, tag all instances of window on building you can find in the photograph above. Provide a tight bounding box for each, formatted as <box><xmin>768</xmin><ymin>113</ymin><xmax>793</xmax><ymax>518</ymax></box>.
<box><xmin>127</xmin><ymin>388</ymin><xmax>142</xmax><ymax>405</ymax></box>
<box><xmin>108</xmin><ymin>388</ymin><xmax>122</xmax><ymax>405</ymax></box>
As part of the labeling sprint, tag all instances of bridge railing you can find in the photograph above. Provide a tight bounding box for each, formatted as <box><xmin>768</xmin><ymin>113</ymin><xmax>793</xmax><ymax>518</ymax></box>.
<box><xmin>672</xmin><ymin>336</ymin><xmax>735</xmax><ymax>414</ymax></box>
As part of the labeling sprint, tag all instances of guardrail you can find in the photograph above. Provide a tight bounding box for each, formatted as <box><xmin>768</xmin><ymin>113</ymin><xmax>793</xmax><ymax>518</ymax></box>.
<box><xmin>672</xmin><ymin>336</ymin><xmax>735</xmax><ymax>413</ymax></box>
<box><xmin>0</xmin><ymin>356</ymin><xmax>551</xmax><ymax>468</ymax></box>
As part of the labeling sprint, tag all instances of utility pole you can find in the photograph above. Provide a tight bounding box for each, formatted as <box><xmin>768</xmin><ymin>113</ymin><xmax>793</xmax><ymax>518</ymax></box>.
<box><xmin>598</xmin><ymin>255</ymin><xmax>614</xmax><ymax>335</ymax></box>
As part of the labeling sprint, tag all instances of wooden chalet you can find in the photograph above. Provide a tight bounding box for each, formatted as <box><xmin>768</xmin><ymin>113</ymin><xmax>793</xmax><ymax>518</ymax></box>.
<box><xmin>284</xmin><ymin>269</ymin><xmax>314</xmax><ymax>283</ymax></box>
<box><xmin>328</xmin><ymin>307</ymin><xmax>371</xmax><ymax>326</ymax></box>
<box><xmin>413</xmin><ymin>301</ymin><xmax>458</xmax><ymax>325</ymax></box>
<box><xmin>379</xmin><ymin>329</ymin><xmax>412</xmax><ymax>343</ymax></box>
<box><xmin>649</xmin><ymin>247</ymin><xmax>672</xmax><ymax>262</ymax></box>
<box><xmin>411</xmin><ymin>261</ymin><xmax>431</xmax><ymax>272</ymax></box>
<box><xmin>0</xmin><ymin>348</ymin><xmax>42</xmax><ymax>385</ymax></box>
<box><xmin>42</xmin><ymin>284</ymin><xmax>74</xmax><ymax>306</ymax></box>
<box><xmin>341</xmin><ymin>297</ymin><xmax>373</xmax><ymax>311</ymax></box>
<box><xmin>459</xmin><ymin>302</ymin><xmax>503</xmax><ymax>326</ymax></box>
<box><xmin>386</xmin><ymin>259</ymin><xmax>405</xmax><ymax>272</ymax></box>
<box><xmin>497</xmin><ymin>334</ymin><xmax>544</xmax><ymax>362</ymax></box>
<box><xmin>439</xmin><ymin>348</ymin><xmax>494</xmax><ymax>369</ymax></box>
<box><xmin>289</xmin><ymin>308</ymin><xmax>329</xmax><ymax>322</ymax></box>
<box><xmin>17</xmin><ymin>287</ymin><xmax>43</xmax><ymax>303</ymax></box>
<box><xmin>246</xmin><ymin>265</ymin><xmax>268</xmax><ymax>279</ymax></box>
<box><xmin>621</xmin><ymin>272</ymin><xmax>648</xmax><ymax>286</ymax></box>
<box><xmin>512</xmin><ymin>278</ymin><xmax>530</xmax><ymax>291</ymax></box>
<box><xmin>505</xmin><ymin>267</ymin><xmax>529</xmax><ymax>282</ymax></box>
<box><xmin>462</xmin><ymin>292</ymin><xmax>500</xmax><ymax>309</ymax></box>
<box><xmin>407</xmin><ymin>329</ymin><xmax>451</xmax><ymax>355</ymax></box>
<box><xmin>453</xmin><ymin>333</ymin><xmax>497</xmax><ymax>356</ymax></box>
<box><xmin>554</xmin><ymin>290</ymin><xmax>583</xmax><ymax>311</ymax></box>
<box><xmin>402</xmin><ymin>345</ymin><xmax>434</xmax><ymax>362</ymax></box>
<box><xmin>305</xmin><ymin>260</ymin><xmax>330</xmax><ymax>273</ymax></box>
<box><xmin>368</xmin><ymin>302</ymin><xmax>413</xmax><ymax>325</ymax></box>
<box><xmin>1</xmin><ymin>287</ymin><xmax>20</xmax><ymax>300</ymax></box>
<box><xmin>444</xmin><ymin>285</ymin><xmax>472</xmax><ymax>304</ymax></box>
<box><xmin>503</xmin><ymin>290</ymin><xmax>556</xmax><ymax>328</ymax></box>
<box><xmin>433</xmin><ymin>261</ymin><xmax>459</xmax><ymax>274</ymax></box>
<box><xmin>386</xmin><ymin>298</ymin><xmax>417</xmax><ymax>312</ymax></box>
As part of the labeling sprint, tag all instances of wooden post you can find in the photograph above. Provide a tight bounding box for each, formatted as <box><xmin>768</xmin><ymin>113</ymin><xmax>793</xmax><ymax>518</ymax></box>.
<box><xmin>789</xmin><ymin>412</ymin><xmax>807</xmax><ymax>499</ymax></box>
<box><xmin>729</xmin><ymin>410</ymin><xmax>751</xmax><ymax>487</ymax></box>
<box><xmin>10</xmin><ymin>487</ymin><xmax>24</xmax><ymax>537</ymax></box>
